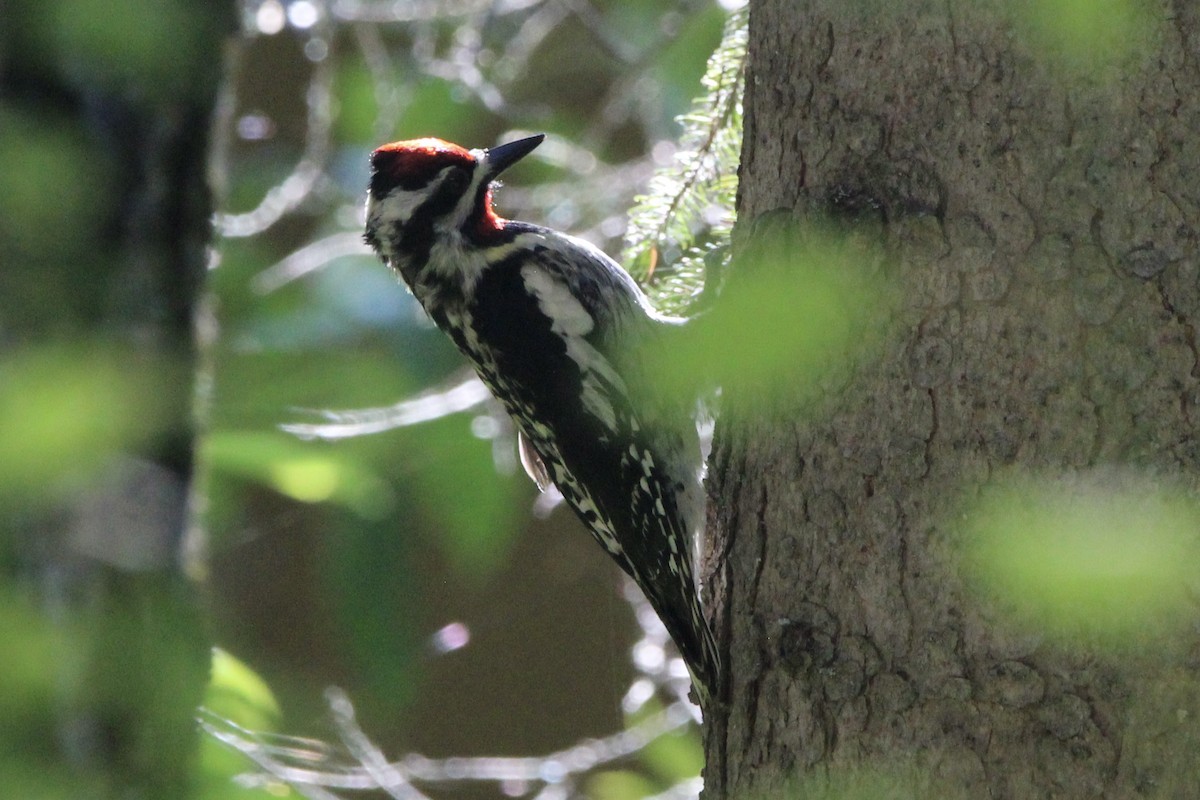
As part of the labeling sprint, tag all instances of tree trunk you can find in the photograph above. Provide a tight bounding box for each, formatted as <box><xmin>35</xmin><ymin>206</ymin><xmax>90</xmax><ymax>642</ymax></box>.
<box><xmin>705</xmin><ymin>1</ymin><xmax>1199</xmax><ymax>796</ymax></box>
<box><xmin>1</xmin><ymin>3</ymin><xmax>233</xmax><ymax>795</ymax></box>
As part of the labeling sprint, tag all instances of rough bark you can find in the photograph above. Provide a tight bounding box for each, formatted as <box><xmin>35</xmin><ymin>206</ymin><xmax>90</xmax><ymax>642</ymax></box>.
<box><xmin>705</xmin><ymin>1</ymin><xmax>1199</xmax><ymax>797</ymax></box>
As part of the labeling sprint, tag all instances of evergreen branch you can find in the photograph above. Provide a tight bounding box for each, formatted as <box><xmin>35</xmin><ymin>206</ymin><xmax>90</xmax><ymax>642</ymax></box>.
<box><xmin>623</xmin><ymin>6</ymin><xmax>747</xmax><ymax>314</ymax></box>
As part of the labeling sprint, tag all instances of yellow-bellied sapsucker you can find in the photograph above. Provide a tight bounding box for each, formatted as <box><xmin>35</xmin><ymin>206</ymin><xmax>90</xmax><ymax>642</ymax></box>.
<box><xmin>363</xmin><ymin>134</ymin><xmax>719</xmax><ymax>709</ymax></box>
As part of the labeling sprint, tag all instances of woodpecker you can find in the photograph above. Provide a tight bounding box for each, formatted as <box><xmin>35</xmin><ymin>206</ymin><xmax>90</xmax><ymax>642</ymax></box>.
<box><xmin>364</xmin><ymin>134</ymin><xmax>720</xmax><ymax>708</ymax></box>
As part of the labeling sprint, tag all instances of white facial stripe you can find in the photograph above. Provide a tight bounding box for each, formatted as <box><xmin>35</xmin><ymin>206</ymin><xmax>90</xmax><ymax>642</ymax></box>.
<box><xmin>448</xmin><ymin>160</ymin><xmax>492</xmax><ymax>230</ymax></box>
<box><xmin>371</xmin><ymin>184</ymin><xmax>431</xmax><ymax>228</ymax></box>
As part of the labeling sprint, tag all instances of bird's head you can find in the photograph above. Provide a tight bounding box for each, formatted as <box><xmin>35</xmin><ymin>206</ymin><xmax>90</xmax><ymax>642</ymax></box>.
<box><xmin>364</xmin><ymin>133</ymin><xmax>544</xmax><ymax>267</ymax></box>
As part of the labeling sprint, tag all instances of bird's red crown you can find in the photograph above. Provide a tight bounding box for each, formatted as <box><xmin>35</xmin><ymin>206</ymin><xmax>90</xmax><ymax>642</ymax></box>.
<box><xmin>370</xmin><ymin>137</ymin><xmax>476</xmax><ymax>190</ymax></box>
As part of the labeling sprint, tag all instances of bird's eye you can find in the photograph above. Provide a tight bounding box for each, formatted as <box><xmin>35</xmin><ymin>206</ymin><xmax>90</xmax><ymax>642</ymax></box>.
<box><xmin>444</xmin><ymin>167</ymin><xmax>470</xmax><ymax>192</ymax></box>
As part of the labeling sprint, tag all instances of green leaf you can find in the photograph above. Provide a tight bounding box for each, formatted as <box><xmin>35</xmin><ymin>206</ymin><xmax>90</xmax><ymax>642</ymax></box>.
<box><xmin>318</xmin><ymin>512</ymin><xmax>421</xmax><ymax>715</ymax></box>
<box><xmin>402</xmin><ymin>415</ymin><xmax>523</xmax><ymax>576</ymax></box>
<box><xmin>960</xmin><ymin>471</ymin><xmax>1200</xmax><ymax>643</ymax></box>
<box><xmin>586</xmin><ymin>769</ymin><xmax>659</xmax><ymax>800</ymax></box>
<box><xmin>643</xmin><ymin>222</ymin><xmax>893</xmax><ymax>407</ymax></box>
<box><xmin>203</xmin><ymin>430</ymin><xmax>394</xmax><ymax>518</ymax></box>
<box><xmin>1014</xmin><ymin>0</ymin><xmax>1153</xmax><ymax>68</ymax></box>
<box><xmin>205</xmin><ymin>648</ymin><xmax>282</xmax><ymax>731</ymax></box>
<box><xmin>0</xmin><ymin>589</ymin><xmax>67</xmax><ymax>718</ymax></box>
<box><xmin>198</xmin><ymin>651</ymin><xmax>292</xmax><ymax>800</ymax></box>
<box><xmin>639</xmin><ymin>725</ymin><xmax>702</xmax><ymax>784</ymax></box>
<box><xmin>0</xmin><ymin>590</ymin><xmax>87</xmax><ymax>796</ymax></box>
<box><xmin>0</xmin><ymin>345</ymin><xmax>176</xmax><ymax>503</ymax></box>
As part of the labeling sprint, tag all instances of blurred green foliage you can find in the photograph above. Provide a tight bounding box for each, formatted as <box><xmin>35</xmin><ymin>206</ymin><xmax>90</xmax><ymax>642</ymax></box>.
<box><xmin>588</xmin><ymin>770</ymin><xmax>661</xmax><ymax>800</ymax></box>
<box><xmin>0</xmin><ymin>345</ymin><xmax>177</xmax><ymax>504</ymax></box>
<box><xmin>0</xmin><ymin>106</ymin><xmax>112</xmax><ymax>262</ymax></box>
<box><xmin>32</xmin><ymin>0</ymin><xmax>218</xmax><ymax>100</ymax></box>
<box><xmin>0</xmin><ymin>590</ymin><xmax>85</xmax><ymax>800</ymax></box>
<box><xmin>1</xmin><ymin>0</ymin><xmax>255</xmax><ymax>793</ymax></box>
<box><xmin>960</xmin><ymin>472</ymin><xmax>1200</xmax><ymax>643</ymax></box>
<box><xmin>0</xmin><ymin>572</ymin><xmax>210</xmax><ymax>799</ymax></box>
<box><xmin>634</xmin><ymin>709</ymin><xmax>704</xmax><ymax>784</ymax></box>
<box><xmin>199</xmin><ymin>649</ymin><xmax>292</xmax><ymax>800</ymax></box>
<box><xmin>0</xmin><ymin>105</ymin><xmax>117</xmax><ymax>329</ymax></box>
<box><xmin>333</xmin><ymin>57</ymin><xmax>382</xmax><ymax>146</ymax></box>
<box><xmin>205</xmin><ymin>431</ymin><xmax>394</xmax><ymax>516</ymax></box>
<box><xmin>206</xmin><ymin>648</ymin><xmax>283</xmax><ymax>730</ymax></box>
<box><xmin>1013</xmin><ymin>0</ymin><xmax>1155</xmax><ymax>67</ymax></box>
<box><xmin>646</xmin><ymin>221</ymin><xmax>894</xmax><ymax>408</ymax></box>
<box><xmin>778</xmin><ymin>762</ymin><xmax>966</xmax><ymax>800</ymax></box>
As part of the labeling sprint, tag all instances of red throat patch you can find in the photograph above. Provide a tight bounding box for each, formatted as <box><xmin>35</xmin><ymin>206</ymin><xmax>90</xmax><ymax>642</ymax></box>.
<box><xmin>475</xmin><ymin>187</ymin><xmax>506</xmax><ymax>239</ymax></box>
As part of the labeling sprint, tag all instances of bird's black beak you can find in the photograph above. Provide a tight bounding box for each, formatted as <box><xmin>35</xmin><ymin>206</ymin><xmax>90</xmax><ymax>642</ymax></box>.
<box><xmin>485</xmin><ymin>134</ymin><xmax>544</xmax><ymax>179</ymax></box>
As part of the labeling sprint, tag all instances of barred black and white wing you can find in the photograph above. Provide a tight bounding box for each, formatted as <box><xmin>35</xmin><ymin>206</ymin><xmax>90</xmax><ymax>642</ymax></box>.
<box><xmin>464</xmin><ymin>224</ymin><xmax>720</xmax><ymax>706</ymax></box>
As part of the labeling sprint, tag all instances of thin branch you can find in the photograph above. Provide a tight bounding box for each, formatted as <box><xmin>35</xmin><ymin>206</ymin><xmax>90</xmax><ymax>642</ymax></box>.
<box><xmin>281</xmin><ymin>373</ymin><xmax>492</xmax><ymax>440</ymax></box>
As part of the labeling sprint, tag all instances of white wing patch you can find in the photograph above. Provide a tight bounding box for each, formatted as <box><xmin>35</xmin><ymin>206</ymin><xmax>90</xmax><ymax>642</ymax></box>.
<box><xmin>519</xmin><ymin>264</ymin><xmax>594</xmax><ymax>336</ymax></box>
<box><xmin>520</xmin><ymin>264</ymin><xmax>626</xmax><ymax>432</ymax></box>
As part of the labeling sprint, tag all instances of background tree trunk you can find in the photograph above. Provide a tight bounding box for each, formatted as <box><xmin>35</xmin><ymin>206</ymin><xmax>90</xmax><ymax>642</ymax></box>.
<box><xmin>705</xmin><ymin>1</ymin><xmax>1199</xmax><ymax>796</ymax></box>
<box><xmin>1</xmin><ymin>3</ymin><xmax>233</xmax><ymax>795</ymax></box>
